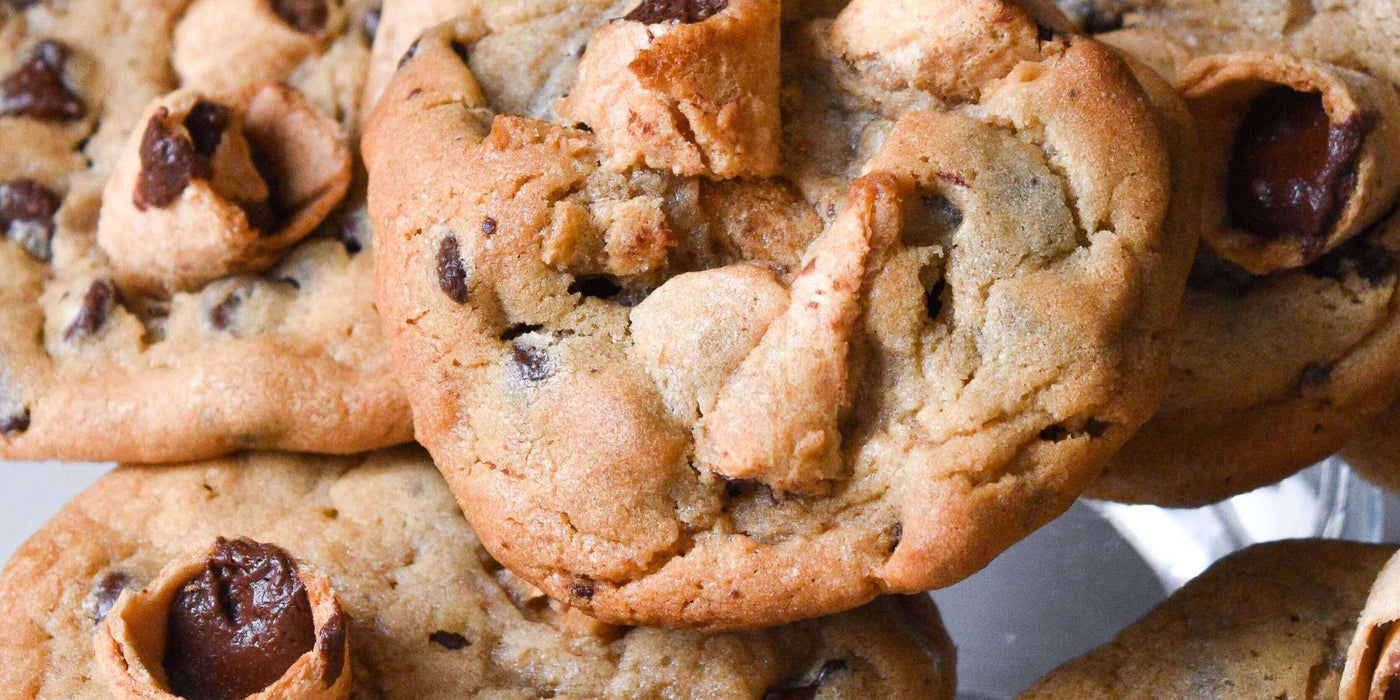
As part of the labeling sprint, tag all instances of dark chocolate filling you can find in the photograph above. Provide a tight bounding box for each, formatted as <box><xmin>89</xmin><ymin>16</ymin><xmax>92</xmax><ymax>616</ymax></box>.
<box><xmin>623</xmin><ymin>0</ymin><xmax>728</xmax><ymax>24</ymax></box>
<box><xmin>163</xmin><ymin>538</ymin><xmax>315</xmax><ymax>700</ymax></box>
<box><xmin>1227</xmin><ymin>87</ymin><xmax>1365</xmax><ymax>257</ymax></box>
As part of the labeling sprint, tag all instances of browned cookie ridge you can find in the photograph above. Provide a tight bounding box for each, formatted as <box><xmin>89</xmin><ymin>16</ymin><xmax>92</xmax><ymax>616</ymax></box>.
<box><xmin>365</xmin><ymin>0</ymin><xmax>1194</xmax><ymax>629</ymax></box>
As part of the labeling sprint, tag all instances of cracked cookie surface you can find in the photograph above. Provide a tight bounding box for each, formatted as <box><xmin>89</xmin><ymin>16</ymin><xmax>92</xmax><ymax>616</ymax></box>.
<box><xmin>0</xmin><ymin>448</ymin><xmax>956</xmax><ymax>700</ymax></box>
<box><xmin>0</xmin><ymin>0</ymin><xmax>411</xmax><ymax>462</ymax></box>
<box><xmin>364</xmin><ymin>0</ymin><xmax>1193</xmax><ymax>629</ymax></box>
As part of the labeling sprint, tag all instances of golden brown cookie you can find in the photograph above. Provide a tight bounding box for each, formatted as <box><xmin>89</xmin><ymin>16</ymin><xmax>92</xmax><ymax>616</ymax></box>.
<box><xmin>1062</xmin><ymin>4</ymin><xmax>1400</xmax><ymax>506</ymax></box>
<box><xmin>1020</xmin><ymin>540</ymin><xmax>1398</xmax><ymax>699</ymax></box>
<box><xmin>0</xmin><ymin>0</ymin><xmax>411</xmax><ymax>462</ymax></box>
<box><xmin>0</xmin><ymin>449</ymin><xmax>957</xmax><ymax>699</ymax></box>
<box><xmin>364</xmin><ymin>0</ymin><xmax>1194</xmax><ymax>628</ymax></box>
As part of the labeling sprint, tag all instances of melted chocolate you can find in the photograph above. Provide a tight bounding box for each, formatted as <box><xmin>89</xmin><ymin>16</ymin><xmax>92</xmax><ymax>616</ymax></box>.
<box><xmin>1227</xmin><ymin>87</ymin><xmax>1365</xmax><ymax>254</ymax></box>
<box><xmin>0</xmin><ymin>178</ymin><xmax>59</xmax><ymax>261</ymax></box>
<box><xmin>135</xmin><ymin>108</ymin><xmax>215</xmax><ymax>210</ymax></box>
<box><xmin>163</xmin><ymin>538</ymin><xmax>315</xmax><ymax>700</ymax></box>
<box><xmin>317</xmin><ymin>606</ymin><xmax>346</xmax><ymax>686</ymax></box>
<box><xmin>623</xmin><ymin>0</ymin><xmax>728</xmax><ymax>24</ymax></box>
<box><xmin>0</xmin><ymin>40</ymin><xmax>84</xmax><ymax>121</ymax></box>
<box><xmin>271</xmin><ymin>0</ymin><xmax>328</xmax><ymax>34</ymax></box>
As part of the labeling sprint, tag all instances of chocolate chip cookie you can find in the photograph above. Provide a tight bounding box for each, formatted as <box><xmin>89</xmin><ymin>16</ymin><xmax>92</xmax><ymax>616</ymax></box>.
<box><xmin>0</xmin><ymin>448</ymin><xmax>957</xmax><ymax>699</ymax></box>
<box><xmin>0</xmin><ymin>0</ymin><xmax>411</xmax><ymax>462</ymax></box>
<box><xmin>1019</xmin><ymin>540</ymin><xmax>1398</xmax><ymax>699</ymax></box>
<box><xmin>364</xmin><ymin>0</ymin><xmax>1196</xmax><ymax>628</ymax></box>
<box><xmin>1048</xmin><ymin>0</ymin><xmax>1400</xmax><ymax>506</ymax></box>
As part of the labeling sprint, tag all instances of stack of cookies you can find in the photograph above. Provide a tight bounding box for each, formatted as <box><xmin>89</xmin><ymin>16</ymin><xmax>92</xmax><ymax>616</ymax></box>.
<box><xmin>0</xmin><ymin>0</ymin><xmax>1397</xmax><ymax>696</ymax></box>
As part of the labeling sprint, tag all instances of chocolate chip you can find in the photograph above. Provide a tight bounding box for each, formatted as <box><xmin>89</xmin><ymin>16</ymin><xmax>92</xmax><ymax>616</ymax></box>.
<box><xmin>164</xmin><ymin>538</ymin><xmax>316</xmax><ymax>700</ymax></box>
<box><xmin>437</xmin><ymin>235</ymin><xmax>470</xmax><ymax>304</ymax></box>
<box><xmin>568</xmin><ymin>578</ymin><xmax>595</xmax><ymax>599</ymax></box>
<box><xmin>763</xmin><ymin>659</ymin><xmax>849</xmax><ymax>700</ymax></box>
<box><xmin>209</xmin><ymin>291</ymin><xmax>242</xmax><ymax>331</ymax></box>
<box><xmin>0</xmin><ymin>178</ymin><xmax>59</xmax><ymax>262</ymax></box>
<box><xmin>428</xmin><ymin>630</ymin><xmax>470</xmax><ymax>650</ymax></box>
<box><xmin>360</xmin><ymin>6</ymin><xmax>381</xmax><ymax>41</ymax></box>
<box><xmin>568</xmin><ymin>275</ymin><xmax>623</xmax><ymax>300</ymax></box>
<box><xmin>887</xmin><ymin>522</ymin><xmax>902</xmax><ymax>554</ymax></box>
<box><xmin>0</xmin><ymin>408</ymin><xmax>29</xmax><ymax>435</ymax></box>
<box><xmin>398</xmin><ymin>38</ymin><xmax>422</xmax><ymax>69</ymax></box>
<box><xmin>511</xmin><ymin>344</ymin><xmax>552</xmax><ymax>382</ymax></box>
<box><xmin>0</xmin><ymin>40</ymin><xmax>84</xmax><ymax>121</ymax></box>
<box><xmin>622</xmin><ymin>0</ymin><xmax>727</xmax><ymax>24</ymax></box>
<box><xmin>88</xmin><ymin>570</ymin><xmax>130</xmax><ymax>623</ymax></box>
<box><xmin>63</xmin><ymin>280</ymin><xmax>116</xmax><ymax>341</ymax></box>
<box><xmin>481</xmin><ymin>217</ymin><xmax>497</xmax><ymax>236</ymax></box>
<box><xmin>1228</xmin><ymin>88</ymin><xmax>1366</xmax><ymax>258</ymax></box>
<box><xmin>271</xmin><ymin>0</ymin><xmax>327</xmax><ymax>34</ymax></box>
<box><xmin>134</xmin><ymin>108</ymin><xmax>213</xmax><ymax>210</ymax></box>
<box><xmin>183</xmin><ymin>101</ymin><xmax>230</xmax><ymax>158</ymax></box>
<box><xmin>317</xmin><ymin>606</ymin><xmax>346</xmax><ymax>686</ymax></box>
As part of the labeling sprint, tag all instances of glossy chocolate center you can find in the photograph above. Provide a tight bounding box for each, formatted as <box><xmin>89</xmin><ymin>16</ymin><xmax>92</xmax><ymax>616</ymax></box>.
<box><xmin>163</xmin><ymin>538</ymin><xmax>315</xmax><ymax>700</ymax></box>
<box><xmin>1227</xmin><ymin>87</ymin><xmax>1364</xmax><ymax>251</ymax></box>
<box><xmin>623</xmin><ymin>0</ymin><xmax>728</xmax><ymax>24</ymax></box>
